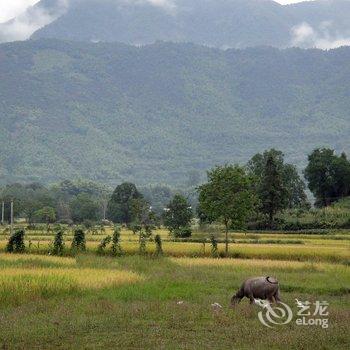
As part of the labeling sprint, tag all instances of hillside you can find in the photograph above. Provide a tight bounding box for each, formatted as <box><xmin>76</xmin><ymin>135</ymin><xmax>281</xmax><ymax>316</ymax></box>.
<box><xmin>0</xmin><ymin>39</ymin><xmax>349</xmax><ymax>185</ymax></box>
<box><xmin>26</xmin><ymin>0</ymin><xmax>350</xmax><ymax>49</ymax></box>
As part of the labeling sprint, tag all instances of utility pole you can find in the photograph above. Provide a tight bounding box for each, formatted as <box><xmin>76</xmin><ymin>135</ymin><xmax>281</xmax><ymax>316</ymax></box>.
<box><xmin>1</xmin><ymin>201</ymin><xmax>4</xmax><ymax>225</ymax></box>
<box><xmin>10</xmin><ymin>199</ymin><xmax>14</xmax><ymax>235</ymax></box>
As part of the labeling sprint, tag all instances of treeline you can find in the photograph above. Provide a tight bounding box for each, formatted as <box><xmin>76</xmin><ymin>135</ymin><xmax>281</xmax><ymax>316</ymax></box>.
<box><xmin>1</xmin><ymin>148</ymin><xmax>349</xmax><ymax>233</ymax></box>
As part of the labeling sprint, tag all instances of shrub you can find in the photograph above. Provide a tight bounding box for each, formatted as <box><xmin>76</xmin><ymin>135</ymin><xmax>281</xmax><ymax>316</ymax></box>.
<box><xmin>52</xmin><ymin>230</ymin><xmax>65</xmax><ymax>255</ymax></box>
<box><xmin>97</xmin><ymin>235</ymin><xmax>112</xmax><ymax>254</ymax></box>
<box><xmin>130</xmin><ymin>223</ymin><xmax>142</xmax><ymax>235</ymax></box>
<box><xmin>173</xmin><ymin>226</ymin><xmax>192</xmax><ymax>238</ymax></box>
<box><xmin>210</xmin><ymin>234</ymin><xmax>218</xmax><ymax>257</ymax></box>
<box><xmin>154</xmin><ymin>234</ymin><xmax>163</xmax><ymax>256</ymax></box>
<box><xmin>71</xmin><ymin>228</ymin><xmax>86</xmax><ymax>251</ymax></box>
<box><xmin>6</xmin><ymin>229</ymin><xmax>25</xmax><ymax>253</ymax></box>
<box><xmin>111</xmin><ymin>226</ymin><xmax>122</xmax><ymax>255</ymax></box>
<box><xmin>139</xmin><ymin>233</ymin><xmax>147</xmax><ymax>255</ymax></box>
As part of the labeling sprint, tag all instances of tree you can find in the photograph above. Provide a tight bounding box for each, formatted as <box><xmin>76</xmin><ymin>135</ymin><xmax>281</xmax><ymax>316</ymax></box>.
<box><xmin>247</xmin><ymin>149</ymin><xmax>308</xmax><ymax>210</ymax></box>
<box><xmin>107</xmin><ymin>183</ymin><xmax>143</xmax><ymax>223</ymax></box>
<box><xmin>34</xmin><ymin>206</ymin><xmax>56</xmax><ymax>224</ymax></box>
<box><xmin>259</xmin><ymin>155</ymin><xmax>289</xmax><ymax>225</ymax></box>
<box><xmin>70</xmin><ymin>193</ymin><xmax>100</xmax><ymax>223</ymax></box>
<box><xmin>71</xmin><ymin>228</ymin><xmax>86</xmax><ymax>251</ymax></box>
<box><xmin>198</xmin><ymin>165</ymin><xmax>256</xmax><ymax>255</ymax></box>
<box><xmin>6</xmin><ymin>229</ymin><xmax>25</xmax><ymax>253</ymax></box>
<box><xmin>304</xmin><ymin>149</ymin><xmax>350</xmax><ymax>207</ymax></box>
<box><xmin>163</xmin><ymin>194</ymin><xmax>193</xmax><ymax>234</ymax></box>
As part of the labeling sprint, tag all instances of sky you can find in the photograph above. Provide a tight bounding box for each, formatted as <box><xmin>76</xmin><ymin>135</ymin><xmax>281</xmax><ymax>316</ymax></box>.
<box><xmin>0</xmin><ymin>0</ymin><xmax>316</xmax><ymax>23</ymax></box>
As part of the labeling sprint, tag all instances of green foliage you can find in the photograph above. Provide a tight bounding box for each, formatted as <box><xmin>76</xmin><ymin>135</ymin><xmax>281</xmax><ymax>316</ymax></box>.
<box><xmin>163</xmin><ymin>194</ymin><xmax>193</xmax><ymax>233</ymax></box>
<box><xmin>6</xmin><ymin>229</ymin><xmax>25</xmax><ymax>253</ymax></box>
<box><xmin>198</xmin><ymin>165</ymin><xmax>256</xmax><ymax>253</ymax></box>
<box><xmin>97</xmin><ymin>235</ymin><xmax>112</xmax><ymax>255</ymax></box>
<box><xmin>154</xmin><ymin>234</ymin><xmax>163</xmax><ymax>256</ymax></box>
<box><xmin>259</xmin><ymin>154</ymin><xmax>289</xmax><ymax>224</ymax></box>
<box><xmin>111</xmin><ymin>226</ymin><xmax>122</xmax><ymax>256</ymax></box>
<box><xmin>107</xmin><ymin>183</ymin><xmax>143</xmax><ymax>224</ymax></box>
<box><xmin>304</xmin><ymin>149</ymin><xmax>350</xmax><ymax>207</ymax></box>
<box><xmin>31</xmin><ymin>0</ymin><xmax>350</xmax><ymax>49</ymax></box>
<box><xmin>247</xmin><ymin>149</ymin><xmax>308</xmax><ymax>210</ymax></box>
<box><xmin>173</xmin><ymin>226</ymin><xmax>192</xmax><ymax>238</ymax></box>
<box><xmin>199</xmin><ymin>165</ymin><xmax>256</xmax><ymax>229</ymax></box>
<box><xmin>51</xmin><ymin>229</ymin><xmax>65</xmax><ymax>256</ymax></box>
<box><xmin>71</xmin><ymin>228</ymin><xmax>86</xmax><ymax>252</ymax></box>
<box><xmin>34</xmin><ymin>206</ymin><xmax>56</xmax><ymax>223</ymax></box>
<box><xmin>210</xmin><ymin>234</ymin><xmax>218</xmax><ymax>257</ymax></box>
<box><xmin>139</xmin><ymin>233</ymin><xmax>147</xmax><ymax>255</ymax></box>
<box><xmin>70</xmin><ymin>193</ymin><xmax>100</xmax><ymax>223</ymax></box>
<box><xmin>1</xmin><ymin>40</ymin><xmax>349</xmax><ymax>186</ymax></box>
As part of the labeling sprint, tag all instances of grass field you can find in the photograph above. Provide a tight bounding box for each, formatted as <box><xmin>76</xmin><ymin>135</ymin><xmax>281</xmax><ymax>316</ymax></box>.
<box><xmin>0</xmin><ymin>227</ymin><xmax>349</xmax><ymax>349</ymax></box>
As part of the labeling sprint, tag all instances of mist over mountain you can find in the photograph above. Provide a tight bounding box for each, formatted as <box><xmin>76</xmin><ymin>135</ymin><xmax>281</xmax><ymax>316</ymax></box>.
<box><xmin>0</xmin><ymin>39</ymin><xmax>349</xmax><ymax>185</ymax></box>
<box><xmin>1</xmin><ymin>0</ymin><xmax>350</xmax><ymax>49</ymax></box>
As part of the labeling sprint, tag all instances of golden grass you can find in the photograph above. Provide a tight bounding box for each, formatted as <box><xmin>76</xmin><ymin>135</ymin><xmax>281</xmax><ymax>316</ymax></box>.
<box><xmin>0</xmin><ymin>253</ymin><xmax>76</xmax><ymax>266</ymax></box>
<box><xmin>0</xmin><ymin>267</ymin><xmax>143</xmax><ymax>289</ymax></box>
<box><xmin>170</xmin><ymin>257</ymin><xmax>349</xmax><ymax>273</ymax></box>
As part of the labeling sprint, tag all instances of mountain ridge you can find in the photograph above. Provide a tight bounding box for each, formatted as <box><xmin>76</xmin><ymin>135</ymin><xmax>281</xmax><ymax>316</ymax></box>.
<box><xmin>2</xmin><ymin>0</ymin><xmax>350</xmax><ymax>49</ymax></box>
<box><xmin>0</xmin><ymin>39</ymin><xmax>349</xmax><ymax>185</ymax></box>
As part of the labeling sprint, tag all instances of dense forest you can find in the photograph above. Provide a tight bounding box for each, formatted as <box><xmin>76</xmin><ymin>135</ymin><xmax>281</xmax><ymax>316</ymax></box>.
<box><xmin>25</xmin><ymin>0</ymin><xmax>350</xmax><ymax>49</ymax></box>
<box><xmin>0</xmin><ymin>39</ymin><xmax>349</xmax><ymax>185</ymax></box>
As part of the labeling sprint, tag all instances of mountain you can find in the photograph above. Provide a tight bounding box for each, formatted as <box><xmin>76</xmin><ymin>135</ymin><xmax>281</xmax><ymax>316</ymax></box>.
<box><xmin>0</xmin><ymin>39</ymin><xmax>349</xmax><ymax>185</ymax></box>
<box><xmin>24</xmin><ymin>0</ymin><xmax>350</xmax><ymax>49</ymax></box>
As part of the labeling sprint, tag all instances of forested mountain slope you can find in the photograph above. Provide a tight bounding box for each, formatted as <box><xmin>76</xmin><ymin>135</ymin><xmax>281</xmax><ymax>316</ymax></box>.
<box><xmin>0</xmin><ymin>39</ymin><xmax>349</xmax><ymax>185</ymax></box>
<box><xmin>28</xmin><ymin>0</ymin><xmax>350</xmax><ymax>49</ymax></box>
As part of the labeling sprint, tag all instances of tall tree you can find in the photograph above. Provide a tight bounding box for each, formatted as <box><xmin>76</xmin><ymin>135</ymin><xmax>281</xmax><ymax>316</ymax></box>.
<box><xmin>198</xmin><ymin>165</ymin><xmax>256</xmax><ymax>255</ymax></box>
<box><xmin>304</xmin><ymin>149</ymin><xmax>350</xmax><ymax>207</ymax></box>
<box><xmin>70</xmin><ymin>193</ymin><xmax>100</xmax><ymax>223</ymax></box>
<box><xmin>247</xmin><ymin>149</ymin><xmax>308</xmax><ymax>210</ymax></box>
<box><xmin>259</xmin><ymin>155</ymin><xmax>289</xmax><ymax>225</ymax></box>
<box><xmin>163</xmin><ymin>194</ymin><xmax>193</xmax><ymax>233</ymax></box>
<box><xmin>107</xmin><ymin>183</ymin><xmax>143</xmax><ymax>223</ymax></box>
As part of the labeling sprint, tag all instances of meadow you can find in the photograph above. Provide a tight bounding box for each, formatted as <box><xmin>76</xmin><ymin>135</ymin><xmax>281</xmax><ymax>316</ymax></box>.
<box><xmin>0</xmin><ymin>226</ymin><xmax>349</xmax><ymax>349</ymax></box>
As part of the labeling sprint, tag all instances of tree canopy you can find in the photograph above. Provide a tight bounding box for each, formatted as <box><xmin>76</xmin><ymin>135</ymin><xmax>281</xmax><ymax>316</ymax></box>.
<box><xmin>198</xmin><ymin>165</ymin><xmax>256</xmax><ymax>254</ymax></box>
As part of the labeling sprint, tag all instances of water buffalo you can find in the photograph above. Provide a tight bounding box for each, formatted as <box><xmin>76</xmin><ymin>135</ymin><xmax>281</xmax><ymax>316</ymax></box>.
<box><xmin>231</xmin><ymin>276</ymin><xmax>281</xmax><ymax>306</ymax></box>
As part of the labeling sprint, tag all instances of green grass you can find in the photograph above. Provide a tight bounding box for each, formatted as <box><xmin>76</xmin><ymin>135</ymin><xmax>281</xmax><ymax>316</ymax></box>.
<box><xmin>0</xmin><ymin>254</ymin><xmax>349</xmax><ymax>349</ymax></box>
<box><xmin>0</xmin><ymin>227</ymin><xmax>349</xmax><ymax>349</ymax></box>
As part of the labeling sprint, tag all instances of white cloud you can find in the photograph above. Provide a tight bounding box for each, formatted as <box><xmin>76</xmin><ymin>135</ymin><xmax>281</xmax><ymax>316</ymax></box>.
<box><xmin>0</xmin><ymin>0</ymin><xmax>40</xmax><ymax>23</ymax></box>
<box><xmin>291</xmin><ymin>22</ymin><xmax>350</xmax><ymax>49</ymax></box>
<box><xmin>0</xmin><ymin>0</ymin><xmax>68</xmax><ymax>43</ymax></box>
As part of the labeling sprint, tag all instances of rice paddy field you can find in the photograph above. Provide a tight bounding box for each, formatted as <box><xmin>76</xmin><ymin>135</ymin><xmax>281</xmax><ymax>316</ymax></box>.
<box><xmin>0</xmin><ymin>226</ymin><xmax>349</xmax><ymax>349</ymax></box>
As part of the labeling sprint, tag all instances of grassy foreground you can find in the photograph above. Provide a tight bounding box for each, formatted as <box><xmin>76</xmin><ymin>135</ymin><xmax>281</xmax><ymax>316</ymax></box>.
<box><xmin>0</xmin><ymin>252</ymin><xmax>349</xmax><ymax>349</ymax></box>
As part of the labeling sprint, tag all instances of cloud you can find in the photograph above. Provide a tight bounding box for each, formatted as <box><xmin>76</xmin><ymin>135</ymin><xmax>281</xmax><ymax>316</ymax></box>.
<box><xmin>291</xmin><ymin>22</ymin><xmax>350</xmax><ymax>49</ymax></box>
<box><xmin>0</xmin><ymin>0</ymin><xmax>40</xmax><ymax>23</ymax></box>
<box><xmin>0</xmin><ymin>0</ymin><xmax>68</xmax><ymax>43</ymax></box>
<box><xmin>134</xmin><ymin>0</ymin><xmax>176</xmax><ymax>13</ymax></box>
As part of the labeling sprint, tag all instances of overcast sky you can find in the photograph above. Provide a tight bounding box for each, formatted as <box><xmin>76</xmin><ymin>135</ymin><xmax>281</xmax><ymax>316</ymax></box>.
<box><xmin>0</xmin><ymin>0</ymin><xmax>316</xmax><ymax>23</ymax></box>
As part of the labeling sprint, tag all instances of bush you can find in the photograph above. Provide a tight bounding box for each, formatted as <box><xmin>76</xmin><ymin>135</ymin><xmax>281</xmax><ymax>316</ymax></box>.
<box><xmin>139</xmin><ymin>233</ymin><xmax>147</xmax><ymax>255</ymax></box>
<box><xmin>111</xmin><ymin>226</ymin><xmax>122</xmax><ymax>255</ymax></box>
<box><xmin>6</xmin><ymin>229</ymin><xmax>25</xmax><ymax>253</ymax></box>
<box><xmin>129</xmin><ymin>223</ymin><xmax>142</xmax><ymax>235</ymax></box>
<box><xmin>71</xmin><ymin>228</ymin><xmax>86</xmax><ymax>251</ymax></box>
<box><xmin>173</xmin><ymin>226</ymin><xmax>192</xmax><ymax>238</ymax></box>
<box><xmin>97</xmin><ymin>235</ymin><xmax>111</xmax><ymax>254</ymax></box>
<box><xmin>210</xmin><ymin>234</ymin><xmax>218</xmax><ymax>257</ymax></box>
<box><xmin>154</xmin><ymin>234</ymin><xmax>163</xmax><ymax>256</ymax></box>
<box><xmin>52</xmin><ymin>230</ymin><xmax>65</xmax><ymax>255</ymax></box>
